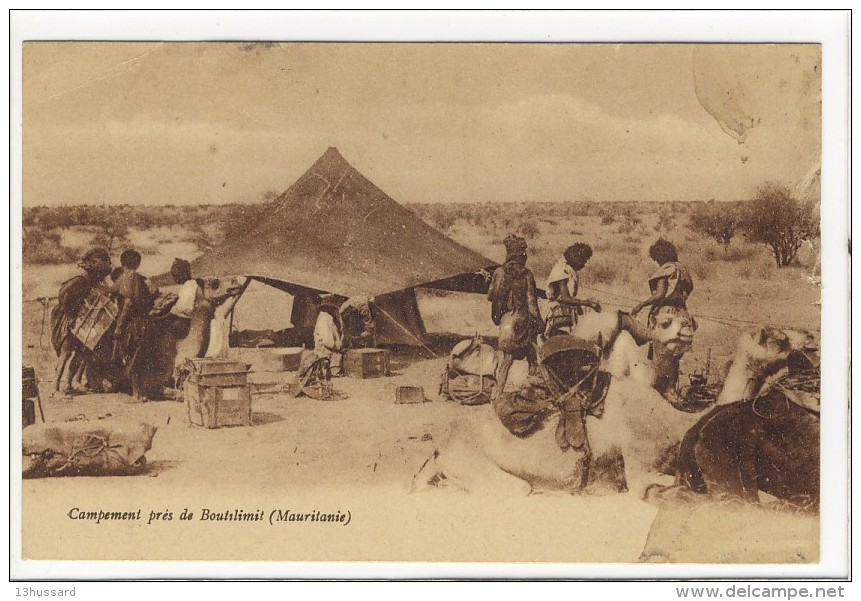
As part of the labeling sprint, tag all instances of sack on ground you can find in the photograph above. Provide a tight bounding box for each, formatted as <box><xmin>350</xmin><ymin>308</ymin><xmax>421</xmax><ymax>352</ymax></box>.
<box><xmin>23</xmin><ymin>419</ymin><xmax>157</xmax><ymax>478</ymax></box>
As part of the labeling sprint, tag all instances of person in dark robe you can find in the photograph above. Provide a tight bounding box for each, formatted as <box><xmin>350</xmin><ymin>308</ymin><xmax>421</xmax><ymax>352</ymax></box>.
<box><xmin>50</xmin><ymin>248</ymin><xmax>112</xmax><ymax>398</ymax></box>
<box><xmin>487</xmin><ymin>234</ymin><xmax>543</xmax><ymax>399</ymax></box>
<box><xmin>110</xmin><ymin>249</ymin><xmax>152</xmax><ymax>402</ymax></box>
<box><xmin>339</xmin><ymin>294</ymin><xmax>376</xmax><ymax>349</ymax></box>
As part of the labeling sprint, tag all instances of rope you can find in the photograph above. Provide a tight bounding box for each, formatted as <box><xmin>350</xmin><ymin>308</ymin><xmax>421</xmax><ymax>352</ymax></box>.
<box><xmin>578</xmin><ymin>284</ymin><xmax>819</xmax><ymax>333</ymax></box>
<box><xmin>372</xmin><ymin>303</ymin><xmax>440</xmax><ymax>358</ymax></box>
<box><xmin>53</xmin><ymin>435</ymin><xmax>124</xmax><ymax>475</ymax></box>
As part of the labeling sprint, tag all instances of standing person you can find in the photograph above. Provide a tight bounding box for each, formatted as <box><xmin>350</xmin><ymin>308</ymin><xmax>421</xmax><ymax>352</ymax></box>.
<box><xmin>167</xmin><ymin>258</ymin><xmax>211</xmax><ymax>391</ymax></box>
<box><xmin>111</xmin><ymin>249</ymin><xmax>152</xmax><ymax>402</ymax></box>
<box><xmin>630</xmin><ymin>238</ymin><xmax>694</xmax><ymax>324</ymax></box>
<box><xmin>51</xmin><ymin>248</ymin><xmax>112</xmax><ymax>398</ymax></box>
<box><xmin>545</xmin><ymin>242</ymin><xmax>602</xmax><ymax>337</ymax></box>
<box><xmin>618</xmin><ymin>238</ymin><xmax>696</xmax><ymax>399</ymax></box>
<box><xmin>339</xmin><ymin>294</ymin><xmax>376</xmax><ymax>349</ymax></box>
<box><xmin>168</xmin><ymin>258</ymin><xmax>204</xmax><ymax>336</ymax></box>
<box><xmin>487</xmin><ymin>234</ymin><xmax>543</xmax><ymax>399</ymax></box>
<box><xmin>314</xmin><ymin>294</ymin><xmax>345</xmax><ymax>376</ymax></box>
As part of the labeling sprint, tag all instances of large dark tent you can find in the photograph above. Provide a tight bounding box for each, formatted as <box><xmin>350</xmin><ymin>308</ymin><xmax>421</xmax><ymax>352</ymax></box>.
<box><xmin>154</xmin><ymin>147</ymin><xmax>496</xmax><ymax>345</ymax></box>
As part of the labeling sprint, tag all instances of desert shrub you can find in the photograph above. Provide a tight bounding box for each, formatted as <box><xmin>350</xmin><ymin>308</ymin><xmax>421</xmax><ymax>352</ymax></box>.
<box><xmin>600</xmin><ymin>213</ymin><xmax>615</xmax><ymax>226</ymax></box>
<box><xmin>91</xmin><ymin>221</ymin><xmax>130</xmax><ymax>254</ymax></box>
<box><xmin>740</xmin><ymin>184</ymin><xmax>818</xmax><ymax>267</ymax></box>
<box><xmin>655</xmin><ymin>210</ymin><xmax>676</xmax><ymax>233</ymax></box>
<box><xmin>22</xmin><ymin>228</ymin><xmax>79</xmax><ymax>265</ymax></box>
<box><xmin>432</xmin><ymin>211</ymin><xmax>457</xmax><ymax>231</ymax></box>
<box><xmin>184</xmin><ymin>223</ymin><xmax>215</xmax><ymax>252</ymax></box>
<box><xmin>617</xmin><ymin>222</ymin><xmax>636</xmax><ymax>235</ymax></box>
<box><xmin>690</xmin><ymin>201</ymin><xmax>742</xmax><ymax>248</ymax></box>
<box><xmin>519</xmin><ymin>221</ymin><xmax>540</xmax><ymax>239</ymax></box>
<box><xmin>564</xmin><ymin>202</ymin><xmax>593</xmax><ymax>217</ymax></box>
<box><xmin>625</xmin><ymin>213</ymin><xmax>642</xmax><ymax>227</ymax></box>
<box><xmin>584</xmin><ymin>257</ymin><xmax>620</xmax><ymax>286</ymax></box>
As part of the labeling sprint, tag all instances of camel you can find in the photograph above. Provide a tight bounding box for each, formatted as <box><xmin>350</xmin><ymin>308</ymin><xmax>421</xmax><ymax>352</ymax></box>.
<box><xmin>716</xmin><ymin>327</ymin><xmax>817</xmax><ymax>405</ymax></box>
<box><xmin>657</xmin><ymin>348</ymin><xmax>821</xmax><ymax>511</ymax></box>
<box><xmin>412</xmin><ymin>315</ymin><xmax>816</xmax><ymax>498</ymax></box>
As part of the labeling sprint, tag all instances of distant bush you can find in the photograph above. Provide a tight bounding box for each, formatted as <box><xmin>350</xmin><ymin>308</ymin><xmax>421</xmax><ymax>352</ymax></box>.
<box><xmin>585</xmin><ymin>257</ymin><xmax>619</xmax><ymax>285</ymax></box>
<box><xmin>690</xmin><ymin>202</ymin><xmax>742</xmax><ymax>249</ymax></box>
<box><xmin>519</xmin><ymin>221</ymin><xmax>540</xmax><ymax>239</ymax></box>
<box><xmin>22</xmin><ymin>228</ymin><xmax>79</xmax><ymax>265</ymax></box>
<box><xmin>432</xmin><ymin>211</ymin><xmax>458</xmax><ymax>231</ymax></box>
<box><xmin>600</xmin><ymin>213</ymin><xmax>615</xmax><ymax>225</ymax></box>
<box><xmin>91</xmin><ymin>220</ymin><xmax>130</xmax><ymax>254</ymax></box>
<box><xmin>617</xmin><ymin>222</ymin><xmax>636</xmax><ymax>235</ymax></box>
<box><xmin>740</xmin><ymin>184</ymin><xmax>818</xmax><ymax>267</ymax></box>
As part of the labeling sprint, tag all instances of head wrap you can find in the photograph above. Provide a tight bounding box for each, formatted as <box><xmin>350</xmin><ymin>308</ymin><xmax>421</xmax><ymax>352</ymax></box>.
<box><xmin>503</xmin><ymin>234</ymin><xmax>528</xmax><ymax>263</ymax></box>
<box><xmin>79</xmin><ymin>247</ymin><xmax>111</xmax><ymax>276</ymax></box>
<box><xmin>170</xmin><ymin>258</ymin><xmax>192</xmax><ymax>283</ymax></box>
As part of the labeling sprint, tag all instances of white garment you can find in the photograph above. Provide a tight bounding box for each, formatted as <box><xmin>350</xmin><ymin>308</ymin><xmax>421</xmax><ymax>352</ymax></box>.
<box><xmin>546</xmin><ymin>258</ymin><xmax>579</xmax><ymax>300</ymax></box>
<box><xmin>171</xmin><ymin>279</ymin><xmax>202</xmax><ymax>318</ymax></box>
<box><xmin>313</xmin><ymin>311</ymin><xmax>343</xmax><ymax>359</ymax></box>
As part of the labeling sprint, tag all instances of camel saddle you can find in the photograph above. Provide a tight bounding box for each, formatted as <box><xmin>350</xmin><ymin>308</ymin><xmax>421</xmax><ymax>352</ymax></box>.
<box><xmin>494</xmin><ymin>335</ymin><xmax>610</xmax><ymax>450</ymax></box>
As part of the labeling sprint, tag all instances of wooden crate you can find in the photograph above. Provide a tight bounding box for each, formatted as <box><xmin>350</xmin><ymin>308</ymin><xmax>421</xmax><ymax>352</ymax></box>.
<box><xmin>184</xmin><ymin>357</ymin><xmax>250</xmax><ymax>386</ymax></box>
<box><xmin>343</xmin><ymin>348</ymin><xmax>389</xmax><ymax>379</ymax></box>
<box><xmin>183</xmin><ymin>358</ymin><xmax>252</xmax><ymax>428</ymax></box>
<box><xmin>184</xmin><ymin>381</ymin><xmax>252</xmax><ymax>428</ymax></box>
<box><xmin>395</xmin><ymin>386</ymin><xmax>426</xmax><ymax>404</ymax></box>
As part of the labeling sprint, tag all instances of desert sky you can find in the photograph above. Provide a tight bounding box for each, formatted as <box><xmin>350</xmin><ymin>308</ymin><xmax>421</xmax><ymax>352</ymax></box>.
<box><xmin>22</xmin><ymin>42</ymin><xmax>820</xmax><ymax>206</ymax></box>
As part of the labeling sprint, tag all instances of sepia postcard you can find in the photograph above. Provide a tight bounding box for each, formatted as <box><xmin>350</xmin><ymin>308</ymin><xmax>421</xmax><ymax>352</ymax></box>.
<box><xmin>8</xmin><ymin>10</ymin><xmax>851</xmax><ymax>583</ymax></box>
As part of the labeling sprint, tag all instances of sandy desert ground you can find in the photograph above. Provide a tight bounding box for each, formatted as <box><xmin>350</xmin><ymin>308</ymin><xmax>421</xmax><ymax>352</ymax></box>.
<box><xmin>18</xmin><ymin>204</ymin><xmax>822</xmax><ymax>567</ymax></box>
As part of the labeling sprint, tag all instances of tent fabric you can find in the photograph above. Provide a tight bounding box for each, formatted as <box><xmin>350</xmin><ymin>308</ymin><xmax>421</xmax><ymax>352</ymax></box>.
<box><xmin>152</xmin><ymin>147</ymin><xmax>497</xmax><ymax>346</ymax></box>
<box><xmin>373</xmin><ymin>288</ymin><xmax>427</xmax><ymax>346</ymax></box>
<box><xmin>154</xmin><ymin>147</ymin><xmax>495</xmax><ymax>296</ymax></box>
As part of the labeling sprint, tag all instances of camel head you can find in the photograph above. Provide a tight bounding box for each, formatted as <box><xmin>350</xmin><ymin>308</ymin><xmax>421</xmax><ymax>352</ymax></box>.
<box><xmin>717</xmin><ymin>326</ymin><xmax>818</xmax><ymax>404</ymax></box>
<box><xmin>201</xmin><ymin>275</ymin><xmax>245</xmax><ymax>302</ymax></box>
<box><xmin>650</xmin><ymin>308</ymin><xmax>695</xmax><ymax>358</ymax></box>
<box><xmin>741</xmin><ymin>326</ymin><xmax>816</xmax><ymax>375</ymax></box>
